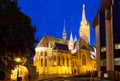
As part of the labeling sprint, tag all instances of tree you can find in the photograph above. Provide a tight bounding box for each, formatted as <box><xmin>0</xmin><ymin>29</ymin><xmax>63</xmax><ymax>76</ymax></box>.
<box><xmin>0</xmin><ymin>0</ymin><xmax>36</xmax><ymax>79</ymax></box>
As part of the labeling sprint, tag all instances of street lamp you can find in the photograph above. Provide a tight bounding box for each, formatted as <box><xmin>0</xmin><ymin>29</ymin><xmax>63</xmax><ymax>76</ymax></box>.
<box><xmin>14</xmin><ymin>57</ymin><xmax>22</xmax><ymax>81</ymax></box>
<box><xmin>15</xmin><ymin>58</ymin><xmax>22</xmax><ymax>63</ymax></box>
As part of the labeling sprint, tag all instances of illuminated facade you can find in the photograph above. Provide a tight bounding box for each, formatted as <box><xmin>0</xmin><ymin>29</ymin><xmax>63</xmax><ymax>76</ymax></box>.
<box><xmin>79</xmin><ymin>4</ymin><xmax>90</xmax><ymax>44</ymax></box>
<box><xmin>34</xmin><ymin>4</ymin><xmax>96</xmax><ymax>75</ymax></box>
<box><xmin>92</xmin><ymin>0</ymin><xmax>120</xmax><ymax>80</ymax></box>
<box><xmin>11</xmin><ymin>65</ymin><xmax>28</xmax><ymax>81</ymax></box>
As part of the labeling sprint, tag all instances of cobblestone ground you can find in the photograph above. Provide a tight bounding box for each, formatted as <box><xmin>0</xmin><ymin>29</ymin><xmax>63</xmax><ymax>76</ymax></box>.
<box><xmin>38</xmin><ymin>76</ymin><xmax>102</xmax><ymax>81</ymax></box>
<box><xmin>37</xmin><ymin>74</ymin><xmax>111</xmax><ymax>81</ymax></box>
<box><xmin>39</xmin><ymin>77</ymin><xmax>86</xmax><ymax>81</ymax></box>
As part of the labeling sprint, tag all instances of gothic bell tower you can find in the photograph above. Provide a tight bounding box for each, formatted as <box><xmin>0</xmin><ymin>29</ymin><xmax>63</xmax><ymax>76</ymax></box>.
<box><xmin>79</xmin><ymin>4</ymin><xmax>90</xmax><ymax>44</ymax></box>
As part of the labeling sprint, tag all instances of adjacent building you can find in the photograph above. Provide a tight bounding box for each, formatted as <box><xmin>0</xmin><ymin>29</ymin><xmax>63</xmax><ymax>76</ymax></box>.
<box><xmin>92</xmin><ymin>0</ymin><xmax>120</xmax><ymax>80</ymax></box>
<box><xmin>34</xmin><ymin>4</ymin><xmax>96</xmax><ymax>76</ymax></box>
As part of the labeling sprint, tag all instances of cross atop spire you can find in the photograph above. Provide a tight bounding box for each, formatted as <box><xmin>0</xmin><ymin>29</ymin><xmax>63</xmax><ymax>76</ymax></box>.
<box><xmin>82</xmin><ymin>4</ymin><xmax>86</xmax><ymax>22</ymax></box>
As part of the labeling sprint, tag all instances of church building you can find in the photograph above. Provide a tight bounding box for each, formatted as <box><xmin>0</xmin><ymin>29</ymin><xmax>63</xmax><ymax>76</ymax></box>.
<box><xmin>34</xmin><ymin>4</ymin><xmax>96</xmax><ymax>75</ymax></box>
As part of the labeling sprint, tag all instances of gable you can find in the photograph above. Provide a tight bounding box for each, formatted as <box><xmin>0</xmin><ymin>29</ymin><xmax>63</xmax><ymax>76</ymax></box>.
<box><xmin>37</xmin><ymin>35</ymin><xmax>68</xmax><ymax>48</ymax></box>
<box><xmin>79</xmin><ymin>38</ymin><xmax>91</xmax><ymax>50</ymax></box>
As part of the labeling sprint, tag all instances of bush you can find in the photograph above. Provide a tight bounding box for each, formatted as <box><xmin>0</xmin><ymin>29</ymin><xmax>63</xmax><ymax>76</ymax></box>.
<box><xmin>0</xmin><ymin>70</ymin><xmax>6</xmax><ymax>80</ymax></box>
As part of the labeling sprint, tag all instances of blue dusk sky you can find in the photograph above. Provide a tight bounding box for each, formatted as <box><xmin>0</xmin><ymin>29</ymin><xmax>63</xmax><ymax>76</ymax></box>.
<box><xmin>18</xmin><ymin>0</ymin><xmax>101</xmax><ymax>46</ymax></box>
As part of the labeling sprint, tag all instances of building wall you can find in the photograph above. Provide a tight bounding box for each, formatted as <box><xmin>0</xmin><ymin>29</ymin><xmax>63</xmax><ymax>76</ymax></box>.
<box><xmin>51</xmin><ymin>50</ymin><xmax>72</xmax><ymax>75</ymax></box>
<box><xmin>93</xmin><ymin>0</ymin><xmax>120</xmax><ymax>80</ymax></box>
<box><xmin>34</xmin><ymin>46</ymin><xmax>96</xmax><ymax>75</ymax></box>
<box><xmin>76</xmin><ymin>49</ymin><xmax>96</xmax><ymax>75</ymax></box>
<box><xmin>95</xmin><ymin>24</ymin><xmax>101</xmax><ymax>77</ymax></box>
<box><xmin>34</xmin><ymin>47</ymin><xmax>52</xmax><ymax>74</ymax></box>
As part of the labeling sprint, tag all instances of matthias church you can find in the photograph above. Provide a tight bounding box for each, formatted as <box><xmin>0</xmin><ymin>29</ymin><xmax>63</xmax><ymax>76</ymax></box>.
<box><xmin>34</xmin><ymin>4</ymin><xmax>96</xmax><ymax>75</ymax></box>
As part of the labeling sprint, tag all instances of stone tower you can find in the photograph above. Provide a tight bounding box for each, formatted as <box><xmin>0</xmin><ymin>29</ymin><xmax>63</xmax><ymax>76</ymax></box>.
<box><xmin>79</xmin><ymin>4</ymin><xmax>90</xmax><ymax>44</ymax></box>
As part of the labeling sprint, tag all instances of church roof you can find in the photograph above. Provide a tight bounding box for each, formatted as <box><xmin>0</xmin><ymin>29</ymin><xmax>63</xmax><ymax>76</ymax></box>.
<box><xmin>53</xmin><ymin>43</ymin><xmax>69</xmax><ymax>51</ymax></box>
<box><xmin>37</xmin><ymin>35</ymin><xmax>68</xmax><ymax>48</ymax></box>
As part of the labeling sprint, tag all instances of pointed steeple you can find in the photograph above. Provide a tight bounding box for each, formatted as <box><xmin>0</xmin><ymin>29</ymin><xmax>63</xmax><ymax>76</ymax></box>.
<box><xmin>79</xmin><ymin>4</ymin><xmax>90</xmax><ymax>44</ymax></box>
<box><xmin>69</xmin><ymin>31</ymin><xmax>74</xmax><ymax>42</ymax></box>
<box><xmin>74</xmin><ymin>35</ymin><xmax>77</xmax><ymax>43</ymax></box>
<box><xmin>69</xmin><ymin>31</ymin><xmax>74</xmax><ymax>50</ymax></box>
<box><xmin>82</xmin><ymin>4</ymin><xmax>86</xmax><ymax>22</ymax></box>
<box><xmin>63</xmin><ymin>20</ymin><xmax>66</xmax><ymax>33</ymax></box>
<box><xmin>62</xmin><ymin>19</ymin><xmax>67</xmax><ymax>40</ymax></box>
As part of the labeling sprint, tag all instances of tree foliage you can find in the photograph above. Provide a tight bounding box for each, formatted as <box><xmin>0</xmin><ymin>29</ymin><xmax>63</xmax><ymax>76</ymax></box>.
<box><xmin>0</xmin><ymin>0</ymin><xmax>36</xmax><ymax>74</ymax></box>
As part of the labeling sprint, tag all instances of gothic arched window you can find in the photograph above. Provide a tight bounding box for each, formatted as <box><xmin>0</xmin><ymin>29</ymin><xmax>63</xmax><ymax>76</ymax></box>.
<box><xmin>63</xmin><ymin>57</ymin><xmax>64</xmax><ymax>65</ymax></box>
<box><xmin>44</xmin><ymin>51</ymin><xmax>47</xmax><ymax>56</ymax></box>
<box><xmin>45</xmin><ymin>59</ymin><xmax>47</xmax><ymax>66</ymax></box>
<box><xmin>66</xmin><ymin>57</ymin><xmax>69</xmax><ymax>66</ymax></box>
<box><xmin>82</xmin><ymin>54</ymin><xmax>86</xmax><ymax>65</ymax></box>
<box><xmin>41</xmin><ymin>51</ymin><xmax>43</xmax><ymax>56</ymax></box>
<box><xmin>41</xmin><ymin>59</ymin><xmax>43</xmax><ymax>66</ymax></box>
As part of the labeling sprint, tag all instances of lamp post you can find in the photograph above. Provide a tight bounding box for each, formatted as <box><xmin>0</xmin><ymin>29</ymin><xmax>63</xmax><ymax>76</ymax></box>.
<box><xmin>14</xmin><ymin>57</ymin><xmax>22</xmax><ymax>81</ymax></box>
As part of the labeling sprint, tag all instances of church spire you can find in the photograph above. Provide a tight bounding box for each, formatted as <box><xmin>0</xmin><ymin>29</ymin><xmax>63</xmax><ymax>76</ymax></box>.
<box><xmin>70</xmin><ymin>31</ymin><xmax>73</xmax><ymax>42</ymax></box>
<box><xmin>62</xmin><ymin>19</ymin><xmax>67</xmax><ymax>40</ymax></box>
<box><xmin>79</xmin><ymin>4</ymin><xmax>90</xmax><ymax>44</ymax></box>
<box><xmin>74</xmin><ymin>35</ymin><xmax>77</xmax><ymax>43</ymax></box>
<box><xmin>69</xmin><ymin>31</ymin><xmax>74</xmax><ymax>50</ymax></box>
<box><xmin>82</xmin><ymin>4</ymin><xmax>86</xmax><ymax>22</ymax></box>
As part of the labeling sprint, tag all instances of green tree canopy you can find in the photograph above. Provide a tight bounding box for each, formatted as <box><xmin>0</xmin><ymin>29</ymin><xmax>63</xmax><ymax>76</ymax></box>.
<box><xmin>0</xmin><ymin>0</ymin><xmax>36</xmax><ymax>74</ymax></box>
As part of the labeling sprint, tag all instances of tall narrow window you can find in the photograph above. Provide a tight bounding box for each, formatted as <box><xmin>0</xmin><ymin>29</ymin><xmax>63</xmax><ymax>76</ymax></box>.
<box><xmin>41</xmin><ymin>51</ymin><xmax>43</xmax><ymax>56</ymax></box>
<box><xmin>94</xmin><ymin>63</ymin><xmax>96</xmax><ymax>68</ymax></box>
<box><xmin>58</xmin><ymin>56</ymin><xmax>60</xmax><ymax>65</ymax></box>
<box><xmin>63</xmin><ymin>58</ymin><xmax>64</xmax><ymax>65</ymax></box>
<box><xmin>54</xmin><ymin>56</ymin><xmax>57</xmax><ymax>65</ymax></box>
<box><xmin>82</xmin><ymin>54</ymin><xmax>86</xmax><ymax>65</ymax></box>
<box><xmin>41</xmin><ymin>59</ymin><xmax>43</xmax><ymax>66</ymax></box>
<box><xmin>54</xmin><ymin>56</ymin><xmax>56</xmax><ymax>61</ymax></box>
<box><xmin>66</xmin><ymin>57</ymin><xmax>69</xmax><ymax>66</ymax></box>
<box><xmin>45</xmin><ymin>59</ymin><xmax>47</xmax><ymax>66</ymax></box>
<box><xmin>45</xmin><ymin>51</ymin><xmax>47</xmax><ymax>56</ymax></box>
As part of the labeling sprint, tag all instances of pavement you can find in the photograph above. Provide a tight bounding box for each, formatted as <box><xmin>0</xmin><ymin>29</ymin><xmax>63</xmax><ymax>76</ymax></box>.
<box><xmin>36</xmin><ymin>74</ymin><xmax>112</xmax><ymax>81</ymax></box>
<box><xmin>37</xmin><ymin>74</ymin><xmax>69</xmax><ymax>80</ymax></box>
<box><xmin>80</xmin><ymin>77</ymin><xmax>112</xmax><ymax>81</ymax></box>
